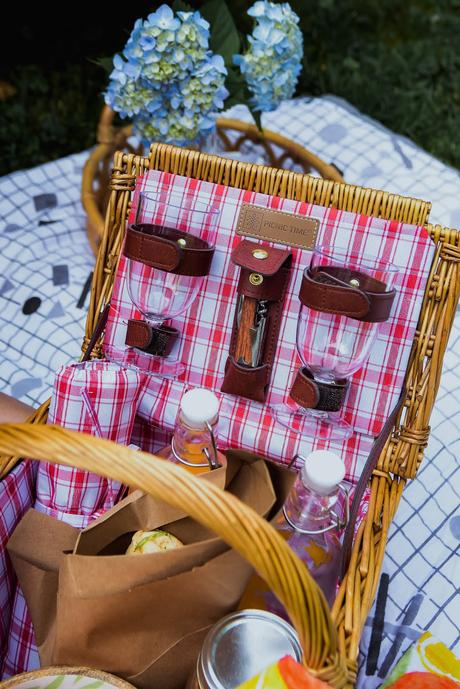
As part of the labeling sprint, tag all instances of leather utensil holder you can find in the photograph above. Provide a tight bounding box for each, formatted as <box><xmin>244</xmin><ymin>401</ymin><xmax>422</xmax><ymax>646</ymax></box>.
<box><xmin>221</xmin><ymin>240</ymin><xmax>292</xmax><ymax>403</ymax></box>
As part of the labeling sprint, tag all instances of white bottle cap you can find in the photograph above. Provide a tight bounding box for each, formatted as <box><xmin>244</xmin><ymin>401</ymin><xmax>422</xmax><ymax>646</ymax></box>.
<box><xmin>301</xmin><ymin>450</ymin><xmax>346</xmax><ymax>495</ymax></box>
<box><xmin>180</xmin><ymin>388</ymin><xmax>219</xmax><ymax>429</ymax></box>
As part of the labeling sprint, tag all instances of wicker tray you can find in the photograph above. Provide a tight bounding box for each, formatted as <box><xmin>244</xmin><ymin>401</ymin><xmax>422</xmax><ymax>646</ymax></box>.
<box><xmin>1</xmin><ymin>145</ymin><xmax>460</xmax><ymax>688</ymax></box>
<box><xmin>81</xmin><ymin>106</ymin><xmax>344</xmax><ymax>254</ymax></box>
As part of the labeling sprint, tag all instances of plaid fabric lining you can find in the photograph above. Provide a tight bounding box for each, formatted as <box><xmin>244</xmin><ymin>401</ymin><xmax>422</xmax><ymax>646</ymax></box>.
<box><xmin>1</xmin><ymin>587</ymin><xmax>38</xmax><ymax>678</ymax></box>
<box><xmin>2</xmin><ymin>360</ymin><xmax>146</xmax><ymax>676</ymax></box>
<box><xmin>103</xmin><ymin>171</ymin><xmax>435</xmax><ymax>480</ymax></box>
<box><xmin>0</xmin><ymin>460</ymin><xmax>36</xmax><ymax>674</ymax></box>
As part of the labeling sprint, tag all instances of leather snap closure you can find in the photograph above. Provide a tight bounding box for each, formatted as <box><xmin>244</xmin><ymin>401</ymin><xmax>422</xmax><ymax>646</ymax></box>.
<box><xmin>249</xmin><ymin>272</ymin><xmax>264</xmax><ymax>286</ymax></box>
<box><xmin>252</xmin><ymin>249</ymin><xmax>269</xmax><ymax>260</ymax></box>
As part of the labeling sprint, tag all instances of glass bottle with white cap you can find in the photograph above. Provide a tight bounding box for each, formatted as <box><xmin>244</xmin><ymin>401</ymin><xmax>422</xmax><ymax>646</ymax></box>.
<box><xmin>158</xmin><ymin>388</ymin><xmax>226</xmax><ymax>475</ymax></box>
<box><xmin>239</xmin><ymin>449</ymin><xmax>348</xmax><ymax>612</ymax></box>
<box><xmin>274</xmin><ymin>449</ymin><xmax>348</xmax><ymax>608</ymax></box>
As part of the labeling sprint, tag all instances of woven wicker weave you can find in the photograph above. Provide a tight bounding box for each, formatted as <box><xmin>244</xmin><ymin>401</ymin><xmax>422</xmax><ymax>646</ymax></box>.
<box><xmin>0</xmin><ymin>666</ymin><xmax>135</xmax><ymax>689</ymax></box>
<box><xmin>1</xmin><ymin>144</ymin><xmax>460</xmax><ymax>688</ymax></box>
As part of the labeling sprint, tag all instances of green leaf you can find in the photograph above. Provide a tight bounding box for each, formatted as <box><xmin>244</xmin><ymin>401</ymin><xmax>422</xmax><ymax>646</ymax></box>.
<box><xmin>172</xmin><ymin>0</ymin><xmax>193</xmax><ymax>13</ymax></box>
<box><xmin>251</xmin><ymin>108</ymin><xmax>263</xmax><ymax>131</ymax></box>
<box><xmin>201</xmin><ymin>0</ymin><xmax>241</xmax><ymax>65</ymax></box>
<box><xmin>224</xmin><ymin>65</ymin><xmax>263</xmax><ymax>132</ymax></box>
<box><xmin>224</xmin><ymin>65</ymin><xmax>249</xmax><ymax>109</ymax></box>
<box><xmin>89</xmin><ymin>56</ymin><xmax>114</xmax><ymax>74</ymax></box>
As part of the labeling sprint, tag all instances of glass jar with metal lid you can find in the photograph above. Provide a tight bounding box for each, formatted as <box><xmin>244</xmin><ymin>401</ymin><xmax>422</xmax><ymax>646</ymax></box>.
<box><xmin>186</xmin><ymin>609</ymin><xmax>302</xmax><ymax>689</ymax></box>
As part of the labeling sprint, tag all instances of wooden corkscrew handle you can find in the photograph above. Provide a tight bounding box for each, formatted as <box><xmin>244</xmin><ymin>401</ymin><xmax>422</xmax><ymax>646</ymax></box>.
<box><xmin>235</xmin><ymin>297</ymin><xmax>257</xmax><ymax>366</ymax></box>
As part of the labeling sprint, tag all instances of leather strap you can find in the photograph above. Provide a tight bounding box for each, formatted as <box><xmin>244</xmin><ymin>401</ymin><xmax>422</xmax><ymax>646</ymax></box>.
<box><xmin>290</xmin><ymin>367</ymin><xmax>348</xmax><ymax>412</ymax></box>
<box><xmin>232</xmin><ymin>239</ymin><xmax>292</xmax><ymax>276</ymax></box>
<box><xmin>124</xmin><ymin>224</ymin><xmax>215</xmax><ymax>277</ymax></box>
<box><xmin>125</xmin><ymin>319</ymin><xmax>179</xmax><ymax>357</ymax></box>
<box><xmin>81</xmin><ymin>304</ymin><xmax>110</xmax><ymax>362</ymax></box>
<box><xmin>232</xmin><ymin>239</ymin><xmax>293</xmax><ymax>302</ymax></box>
<box><xmin>339</xmin><ymin>385</ymin><xmax>407</xmax><ymax>579</ymax></box>
<box><xmin>299</xmin><ymin>267</ymin><xmax>396</xmax><ymax>323</ymax></box>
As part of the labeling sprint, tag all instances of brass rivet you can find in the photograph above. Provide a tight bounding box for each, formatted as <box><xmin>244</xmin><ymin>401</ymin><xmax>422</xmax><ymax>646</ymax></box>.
<box><xmin>252</xmin><ymin>249</ymin><xmax>268</xmax><ymax>260</ymax></box>
<box><xmin>177</xmin><ymin>238</ymin><xmax>187</xmax><ymax>247</ymax></box>
<box><xmin>249</xmin><ymin>272</ymin><xmax>263</xmax><ymax>286</ymax></box>
<box><xmin>350</xmin><ymin>278</ymin><xmax>360</xmax><ymax>288</ymax></box>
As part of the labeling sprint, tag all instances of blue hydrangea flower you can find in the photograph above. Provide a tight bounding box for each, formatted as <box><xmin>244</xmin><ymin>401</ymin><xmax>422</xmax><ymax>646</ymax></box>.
<box><xmin>233</xmin><ymin>1</ymin><xmax>303</xmax><ymax>112</ymax></box>
<box><xmin>104</xmin><ymin>5</ymin><xmax>228</xmax><ymax>146</ymax></box>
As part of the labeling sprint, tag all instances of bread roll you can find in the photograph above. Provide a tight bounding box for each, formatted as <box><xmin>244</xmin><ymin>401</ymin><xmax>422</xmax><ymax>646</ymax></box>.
<box><xmin>126</xmin><ymin>529</ymin><xmax>183</xmax><ymax>555</ymax></box>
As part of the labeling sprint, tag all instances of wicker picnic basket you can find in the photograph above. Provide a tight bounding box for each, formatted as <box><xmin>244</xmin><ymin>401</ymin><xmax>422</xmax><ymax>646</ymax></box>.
<box><xmin>1</xmin><ymin>145</ymin><xmax>460</xmax><ymax>689</ymax></box>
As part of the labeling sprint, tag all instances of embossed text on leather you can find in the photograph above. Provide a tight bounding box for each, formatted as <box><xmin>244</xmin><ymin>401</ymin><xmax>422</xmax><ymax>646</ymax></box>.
<box><xmin>236</xmin><ymin>203</ymin><xmax>319</xmax><ymax>250</ymax></box>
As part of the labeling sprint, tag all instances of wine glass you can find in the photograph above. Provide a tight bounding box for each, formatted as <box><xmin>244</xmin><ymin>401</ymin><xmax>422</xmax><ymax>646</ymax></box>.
<box><xmin>125</xmin><ymin>188</ymin><xmax>220</xmax><ymax>376</ymax></box>
<box><xmin>274</xmin><ymin>245</ymin><xmax>398</xmax><ymax>439</ymax></box>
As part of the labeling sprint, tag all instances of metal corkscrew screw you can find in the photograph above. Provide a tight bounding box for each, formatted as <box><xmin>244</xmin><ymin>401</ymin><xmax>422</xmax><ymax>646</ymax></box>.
<box><xmin>236</xmin><ymin>296</ymin><xmax>269</xmax><ymax>368</ymax></box>
<box><xmin>249</xmin><ymin>299</ymin><xmax>269</xmax><ymax>367</ymax></box>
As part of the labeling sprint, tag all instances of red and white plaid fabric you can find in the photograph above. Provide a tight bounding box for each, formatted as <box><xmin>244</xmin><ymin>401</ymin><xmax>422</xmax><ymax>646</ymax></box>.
<box><xmin>0</xmin><ymin>460</ymin><xmax>36</xmax><ymax>675</ymax></box>
<box><xmin>35</xmin><ymin>360</ymin><xmax>147</xmax><ymax>528</ymax></box>
<box><xmin>2</xmin><ymin>360</ymin><xmax>146</xmax><ymax>678</ymax></box>
<box><xmin>103</xmin><ymin>171</ymin><xmax>435</xmax><ymax>481</ymax></box>
<box><xmin>2</xmin><ymin>588</ymin><xmax>38</xmax><ymax>678</ymax></box>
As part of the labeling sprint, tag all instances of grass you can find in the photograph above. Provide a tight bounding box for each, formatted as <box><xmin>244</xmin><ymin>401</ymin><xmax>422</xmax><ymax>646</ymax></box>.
<box><xmin>1</xmin><ymin>0</ymin><xmax>459</xmax><ymax>176</ymax></box>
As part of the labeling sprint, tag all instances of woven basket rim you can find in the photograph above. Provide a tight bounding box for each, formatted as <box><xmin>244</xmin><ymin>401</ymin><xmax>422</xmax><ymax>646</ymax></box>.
<box><xmin>0</xmin><ymin>666</ymin><xmax>135</xmax><ymax>689</ymax></box>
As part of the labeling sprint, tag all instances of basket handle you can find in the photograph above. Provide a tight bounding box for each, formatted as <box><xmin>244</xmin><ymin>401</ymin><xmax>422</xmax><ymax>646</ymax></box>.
<box><xmin>0</xmin><ymin>423</ymin><xmax>349</xmax><ymax>688</ymax></box>
<box><xmin>97</xmin><ymin>105</ymin><xmax>117</xmax><ymax>145</ymax></box>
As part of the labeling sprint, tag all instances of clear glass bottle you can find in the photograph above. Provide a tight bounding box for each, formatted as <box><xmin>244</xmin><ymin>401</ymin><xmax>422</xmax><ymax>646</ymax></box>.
<box><xmin>239</xmin><ymin>450</ymin><xmax>348</xmax><ymax>613</ymax></box>
<box><xmin>158</xmin><ymin>388</ymin><xmax>226</xmax><ymax>475</ymax></box>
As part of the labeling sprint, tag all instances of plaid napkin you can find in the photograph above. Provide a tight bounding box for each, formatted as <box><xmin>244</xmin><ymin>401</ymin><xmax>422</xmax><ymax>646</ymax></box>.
<box><xmin>2</xmin><ymin>360</ymin><xmax>146</xmax><ymax>678</ymax></box>
<box><xmin>35</xmin><ymin>360</ymin><xmax>147</xmax><ymax>529</ymax></box>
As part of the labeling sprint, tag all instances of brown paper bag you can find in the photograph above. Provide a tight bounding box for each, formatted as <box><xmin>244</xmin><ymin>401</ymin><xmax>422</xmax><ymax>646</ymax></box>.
<box><xmin>8</xmin><ymin>456</ymin><xmax>290</xmax><ymax>689</ymax></box>
<box><xmin>7</xmin><ymin>461</ymin><xmax>232</xmax><ymax>669</ymax></box>
<box><xmin>6</xmin><ymin>509</ymin><xmax>76</xmax><ymax>664</ymax></box>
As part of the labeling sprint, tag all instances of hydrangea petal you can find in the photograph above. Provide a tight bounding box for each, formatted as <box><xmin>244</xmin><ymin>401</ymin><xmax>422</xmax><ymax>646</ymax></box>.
<box><xmin>105</xmin><ymin>4</ymin><xmax>228</xmax><ymax>146</ymax></box>
<box><xmin>233</xmin><ymin>0</ymin><xmax>303</xmax><ymax>112</ymax></box>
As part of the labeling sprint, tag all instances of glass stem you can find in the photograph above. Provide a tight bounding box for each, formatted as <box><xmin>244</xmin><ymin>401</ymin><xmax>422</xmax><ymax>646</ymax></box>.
<box><xmin>308</xmin><ymin>408</ymin><xmax>330</xmax><ymax>420</ymax></box>
<box><xmin>313</xmin><ymin>372</ymin><xmax>340</xmax><ymax>385</ymax></box>
<box><xmin>146</xmin><ymin>318</ymin><xmax>164</xmax><ymax>329</ymax></box>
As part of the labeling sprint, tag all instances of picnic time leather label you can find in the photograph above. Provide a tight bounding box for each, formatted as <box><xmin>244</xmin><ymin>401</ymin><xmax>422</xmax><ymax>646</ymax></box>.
<box><xmin>236</xmin><ymin>203</ymin><xmax>319</xmax><ymax>250</ymax></box>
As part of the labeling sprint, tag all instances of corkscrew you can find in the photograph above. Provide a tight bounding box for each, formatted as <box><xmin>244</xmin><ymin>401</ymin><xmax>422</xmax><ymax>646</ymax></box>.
<box><xmin>235</xmin><ymin>296</ymin><xmax>269</xmax><ymax>368</ymax></box>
